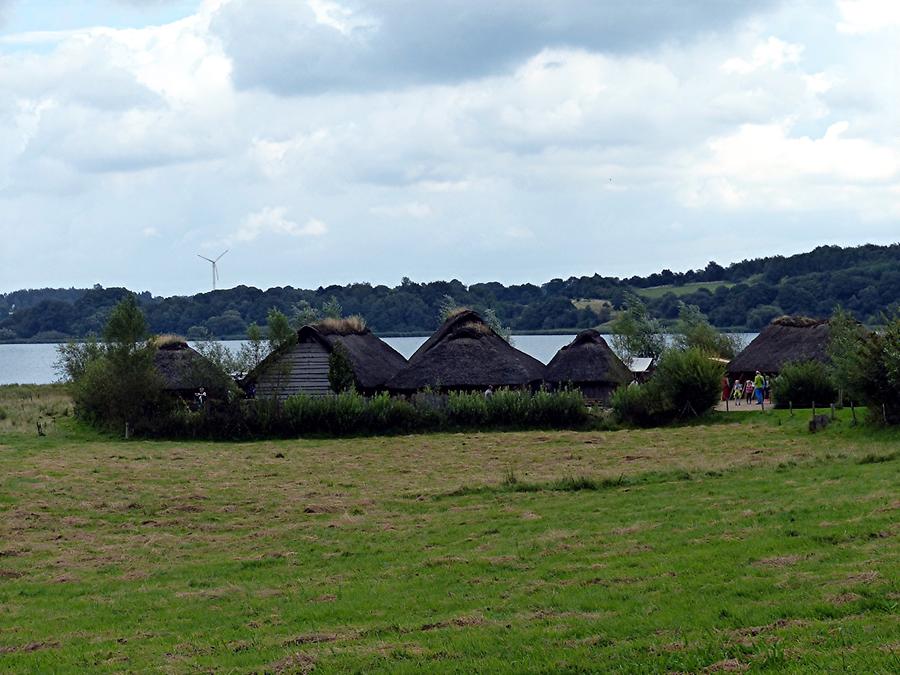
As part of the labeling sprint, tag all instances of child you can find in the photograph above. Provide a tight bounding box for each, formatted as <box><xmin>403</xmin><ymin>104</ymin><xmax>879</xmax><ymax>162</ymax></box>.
<box><xmin>732</xmin><ymin>380</ymin><xmax>743</xmax><ymax>406</ymax></box>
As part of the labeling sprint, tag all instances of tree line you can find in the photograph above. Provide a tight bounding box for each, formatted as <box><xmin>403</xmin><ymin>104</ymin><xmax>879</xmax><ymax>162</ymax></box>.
<box><xmin>2</xmin><ymin>243</ymin><xmax>898</xmax><ymax>341</ymax></box>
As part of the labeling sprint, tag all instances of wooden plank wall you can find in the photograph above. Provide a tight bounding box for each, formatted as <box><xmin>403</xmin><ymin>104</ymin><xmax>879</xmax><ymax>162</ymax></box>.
<box><xmin>256</xmin><ymin>342</ymin><xmax>332</xmax><ymax>399</ymax></box>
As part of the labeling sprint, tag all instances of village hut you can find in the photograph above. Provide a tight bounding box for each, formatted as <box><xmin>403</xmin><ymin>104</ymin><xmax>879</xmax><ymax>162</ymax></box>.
<box><xmin>544</xmin><ymin>329</ymin><xmax>631</xmax><ymax>403</ymax></box>
<box><xmin>727</xmin><ymin>316</ymin><xmax>830</xmax><ymax>380</ymax></box>
<box><xmin>387</xmin><ymin>310</ymin><xmax>544</xmax><ymax>393</ymax></box>
<box><xmin>249</xmin><ymin>317</ymin><xmax>407</xmax><ymax>399</ymax></box>
<box><xmin>152</xmin><ymin>335</ymin><xmax>232</xmax><ymax>399</ymax></box>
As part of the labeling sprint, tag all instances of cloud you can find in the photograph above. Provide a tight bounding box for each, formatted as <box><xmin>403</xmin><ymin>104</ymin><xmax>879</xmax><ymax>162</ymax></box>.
<box><xmin>211</xmin><ymin>0</ymin><xmax>780</xmax><ymax>95</ymax></box>
<box><xmin>369</xmin><ymin>202</ymin><xmax>432</xmax><ymax>218</ymax></box>
<box><xmin>837</xmin><ymin>0</ymin><xmax>900</xmax><ymax>33</ymax></box>
<box><xmin>721</xmin><ymin>37</ymin><xmax>803</xmax><ymax>74</ymax></box>
<box><xmin>3</xmin><ymin>0</ymin><xmax>900</xmax><ymax>296</ymax></box>
<box><xmin>231</xmin><ymin>207</ymin><xmax>328</xmax><ymax>243</ymax></box>
<box><xmin>680</xmin><ymin>120</ymin><xmax>900</xmax><ymax>214</ymax></box>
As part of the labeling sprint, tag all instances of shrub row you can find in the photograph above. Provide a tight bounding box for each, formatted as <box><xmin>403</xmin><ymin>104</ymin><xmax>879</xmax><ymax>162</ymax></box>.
<box><xmin>137</xmin><ymin>388</ymin><xmax>590</xmax><ymax>439</ymax></box>
<box><xmin>611</xmin><ymin>348</ymin><xmax>722</xmax><ymax>427</ymax></box>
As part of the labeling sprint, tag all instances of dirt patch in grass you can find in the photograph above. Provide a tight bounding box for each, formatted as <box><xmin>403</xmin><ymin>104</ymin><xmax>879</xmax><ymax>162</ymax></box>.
<box><xmin>283</xmin><ymin>633</ymin><xmax>342</xmax><ymax>646</ymax></box>
<box><xmin>753</xmin><ymin>554</ymin><xmax>805</xmax><ymax>568</ymax></box>
<box><xmin>733</xmin><ymin>618</ymin><xmax>808</xmax><ymax>638</ymax></box>
<box><xmin>829</xmin><ymin>592</ymin><xmax>862</xmax><ymax>605</ymax></box>
<box><xmin>705</xmin><ymin>658</ymin><xmax>749</xmax><ymax>672</ymax></box>
<box><xmin>421</xmin><ymin>614</ymin><xmax>485</xmax><ymax>631</ymax></box>
<box><xmin>270</xmin><ymin>651</ymin><xmax>316</xmax><ymax>674</ymax></box>
<box><xmin>846</xmin><ymin>570</ymin><xmax>879</xmax><ymax>583</ymax></box>
<box><xmin>0</xmin><ymin>641</ymin><xmax>60</xmax><ymax>654</ymax></box>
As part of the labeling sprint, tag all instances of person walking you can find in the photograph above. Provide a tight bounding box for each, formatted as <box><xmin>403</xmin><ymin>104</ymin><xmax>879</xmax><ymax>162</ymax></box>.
<box><xmin>721</xmin><ymin>376</ymin><xmax>731</xmax><ymax>402</ymax></box>
<box><xmin>732</xmin><ymin>380</ymin><xmax>743</xmax><ymax>406</ymax></box>
<box><xmin>753</xmin><ymin>371</ymin><xmax>765</xmax><ymax>405</ymax></box>
<box><xmin>744</xmin><ymin>378</ymin><xmax>754</xmax><ymax>405</ymax></box>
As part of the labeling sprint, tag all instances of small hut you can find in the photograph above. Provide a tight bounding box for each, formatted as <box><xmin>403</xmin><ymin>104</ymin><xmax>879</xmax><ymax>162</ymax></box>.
<box><xmin>387</xmin><ymin>310</ymin><xmax>544</xmax><ymax>393</ymax></box>
<box><xmin>727</xmin><ymin>316</ymin><xmax>830</xmax><ymax>380</ymax></box>
<box><xmin>152</xmin><ymin>336</ymin><xmax>232</xmax><ymax>399</ymax></box>
<box><xmin>544</xmin><ymin>329</ymin><xmax>630</xmax><ymax>403</ymax></box>
<box><xmin>250</xmin><ymin>318</ymin><xmax>407</xmax><ymax>399</ymax></box>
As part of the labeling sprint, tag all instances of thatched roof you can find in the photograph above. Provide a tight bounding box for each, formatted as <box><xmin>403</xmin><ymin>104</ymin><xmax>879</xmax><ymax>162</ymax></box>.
<box><xmin>153</xmin><ymin>338</ymin><xmax>231</xmax><ymax>393</ymax></box>
<box><xmin>544</xmin><ymin>329</ymin><xmax>630</xmax><ymax>386</ymax></box>
<box><xmin>727</xmin><ymin>316</ymin><xmax>830</xmax><ymax>374</ymax></box>
<box><xmin>387</xmin><ymin>310</ymin><xmax>545</xmax><ymax>391</ymax></box>
<box><xmin>301</xmin><ymin>322</ymin><xmax>407</xmax><ymax>390</ymax></box>
<box><xmin>247</xmin><ymin>321</ymin><xmax>406</xmax><ymax>391</ymax></box>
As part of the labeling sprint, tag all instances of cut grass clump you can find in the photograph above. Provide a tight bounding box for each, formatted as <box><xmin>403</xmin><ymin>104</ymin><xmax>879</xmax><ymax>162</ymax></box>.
<box><xmin>443</xmin><ymin>471</ymin><xmax>694</xmax><ymax>498</ymax></box>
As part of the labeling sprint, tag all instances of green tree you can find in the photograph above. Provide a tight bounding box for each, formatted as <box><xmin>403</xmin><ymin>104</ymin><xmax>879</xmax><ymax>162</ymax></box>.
<box><xmin>826</xmin><ymin>308</ymin><xmax>865</xmax><ymax>401</ymax></box>
<box><xmin>322</xmin><ymin>296</ymin><xmax>342</xmax><ymax>320</ymax></box>
<box><xmin>104</xmin><ymin>293</ymin><xmax>147</xmax><ymax>352</ymax></box>
<box><xmin>292</xmin><ymin>300</ymin><xmax>320</xmax><ymax>328</ymax></box>
<box><xmin>439</xmin><ymin>294</ymin><xmax>459</xmax><ymax>321</ymax></box>
<box><xmin>673</xmin><ymin>303</ymin><xmax>738</xmax><ymax>359</ymax></box>
<box><xmin>328</xmin><ymin>343</ymin><xmax>355</xmax><ymax>393</ymax></box>
<box><xmin>611</xmin><ymin>292</ymin><xmax>665</xmax><ymax>363</ymax></box>
<box><xmin>60</xmin><ymin>295</ymin><xmax>166</xmax><ymax>432</ymax></box>
<box><xmin>235</xmin><ymin>322</ymin><xmax>268</xmax><ymax>373</ymax></box>
<box><xmin>266</xmin><ymin>308</ymin><xmax>295</xmax><ymax>353</ymax></box>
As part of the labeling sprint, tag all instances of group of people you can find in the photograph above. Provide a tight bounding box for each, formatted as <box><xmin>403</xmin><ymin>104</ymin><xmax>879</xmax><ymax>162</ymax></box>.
<box><xmin>722</xmin><ymin>371</ymin><xmax>770</xmax><ymax>406</ymax></box>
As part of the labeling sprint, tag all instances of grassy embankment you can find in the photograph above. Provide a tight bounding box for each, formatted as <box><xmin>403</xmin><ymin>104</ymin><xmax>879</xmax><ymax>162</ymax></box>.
<box><xmin>0</xmin><ymin>385</ymin><xmax>898</xmax><ymax>672</ymax></box>
<box><xmin>634</xmin><ymin>281</ymin><xmax>736</xmax><ymax>300</ymax></box>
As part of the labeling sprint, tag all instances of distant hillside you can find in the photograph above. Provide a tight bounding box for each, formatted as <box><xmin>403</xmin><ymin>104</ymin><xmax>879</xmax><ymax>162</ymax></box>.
<box><xmin>1</xmin><ymin>243</ymin><xmax>897</xmax><ymax>341</ymax></box>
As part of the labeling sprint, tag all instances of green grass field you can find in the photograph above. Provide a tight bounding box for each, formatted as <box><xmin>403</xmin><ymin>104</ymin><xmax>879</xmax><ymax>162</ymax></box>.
<box><xmin>1</xmin><ymin>386</ymin><xmax>898</xmax><ymax>672</ymax></box>
<box><xmin>634</xmin><ymin>281</ymin><xmax>735</xmax><ymax>300</ymax></box>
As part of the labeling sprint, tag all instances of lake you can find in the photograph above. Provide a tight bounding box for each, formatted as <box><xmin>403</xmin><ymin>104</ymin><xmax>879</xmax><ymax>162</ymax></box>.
<box><xmin>0</xmin><ymin>334</ymin><xmax>757</xmax><ymax>385</ymax></box>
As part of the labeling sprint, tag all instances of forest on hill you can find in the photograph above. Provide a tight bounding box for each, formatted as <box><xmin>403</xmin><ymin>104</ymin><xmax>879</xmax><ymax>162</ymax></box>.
<box><xmin>1</xmin><ymin>243</ymin><xmax>898</xmax><ymax>342</ymax></box>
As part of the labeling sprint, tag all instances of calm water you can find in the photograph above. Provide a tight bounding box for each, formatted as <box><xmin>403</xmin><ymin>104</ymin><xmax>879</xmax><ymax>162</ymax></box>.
<box><xmin>0</xmin><ymin>334</ymin><xmax>756</xmax><ymax>385</ymax></box>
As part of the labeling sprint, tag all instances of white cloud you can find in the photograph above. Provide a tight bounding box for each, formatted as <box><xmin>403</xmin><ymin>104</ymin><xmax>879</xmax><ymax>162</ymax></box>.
<box><xmin>837</xmin><ymin>0</ymin><xmax>900</xmax><ymax>33</ymax></box>
<box><xmin>231</xmin><ymin>207</ymin><xmax>328</xmax><ymax>243</ymax></box>
<box><xmin>721</xmin><ymin>37</ymin><xmax>803</xmax><ymax>74</ymax></box>
<box><xmin>680</xmin><ymin>120</ymin><xmax>900</xmax><ymax>213</ymax></box>
<box><xmin>142</xmin><ymin>226</ymin><xmax>159</xmax><ymax>237</ymax></box>
<box><xmin>2</xmin><ymin>0</ymin><xmax>900</xmax><ymax>295</ymax></box>
<box><xmin>369</xmin><ymin>202</ymin><xmax>432</xmax><ymax>218</ymax></box>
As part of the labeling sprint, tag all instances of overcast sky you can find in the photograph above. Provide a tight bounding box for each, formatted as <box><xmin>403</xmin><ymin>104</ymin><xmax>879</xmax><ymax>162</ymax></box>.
<box><xmin>1</xmin><ymin>0</ymin><xmax>898</xmax><ymax>296</ymax></box>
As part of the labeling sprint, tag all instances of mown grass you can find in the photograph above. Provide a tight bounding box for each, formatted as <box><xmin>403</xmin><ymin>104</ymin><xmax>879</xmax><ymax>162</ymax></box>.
<box><xmin>0</xmin><ymin>387</ymin><xmax>897</xmax><ymax>672</ymax></box>
<box><xmin>634</xmin><ymin>280</ymin><xmax>735</xmax><ymax>299</ymax></box>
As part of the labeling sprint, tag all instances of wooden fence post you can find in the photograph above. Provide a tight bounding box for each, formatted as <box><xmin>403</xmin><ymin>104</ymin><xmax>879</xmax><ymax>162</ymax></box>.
<box><xmin>789</xmin><ymin>401</ymin><xmax>793</xmax><ymax>417</ymax></box>
<box><xmin>831</xmin><ymin>403</ymin><xmax>836</xmax><ymax>421</ymax></box>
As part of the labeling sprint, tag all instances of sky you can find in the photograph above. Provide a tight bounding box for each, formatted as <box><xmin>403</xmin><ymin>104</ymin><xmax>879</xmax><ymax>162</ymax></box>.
<box><xmin>0</xmin><ymin>0</ymin><xmax>898</xmax><ymax>296</ymax></box>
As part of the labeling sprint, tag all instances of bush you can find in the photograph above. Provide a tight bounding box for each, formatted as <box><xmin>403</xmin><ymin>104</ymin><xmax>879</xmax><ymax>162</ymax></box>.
<box><xmin>447</xmin><ymin>391</ymin><xmax>489</xmax><ymax>426</ymax></box>
<box><xmin>653</xmin><ymin>348</ymin><xmax>723</xmax><ymax>417</ymax></box>
<box><xmin>610</xmin><ymin>384</ymin><xmax>667</xmax><ymax>427</ymax></box>
<box><xmin>138</xmin><ymin>387</ymin><xmax>589</xmax><ymax>439</ymax></box>
<box><xmin>611</xmin><ymin>348</ymin><xmax>721</xmax><ymax>427</ymax></box>
<box><xmin>771</xmin><ymin>360</ymin><xmax>837</xmax><ymax>409</ymax></box>
<box><xmin>840</xmin><ymin>312</ymin><xmax>900</xmax><ymax>424</ymax></box>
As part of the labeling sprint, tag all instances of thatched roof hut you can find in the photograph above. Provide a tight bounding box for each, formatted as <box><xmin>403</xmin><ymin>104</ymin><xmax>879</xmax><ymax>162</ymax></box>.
<box><xmin>249</xmin><ymin>318</ymin><xmax>407</xmax><ymax>398</ymax></box>
<box><xmin>544</xmin><ymin>329</ymin><xmax>630</xmax><ymax>403</ymax></box>
<box><xmin>387</xmin><ymin>310</ymin><xmax>544</xmax><ymax>393</ymax></box>
<box><xmin>727</xmin><ymin>316</ymin><xmax>830</xmax><ymax>377</ymax></box>
<box><xmin>152</xmin><ymin>336</ymin><xmax>232</xmax><ymax>397</ymax></box>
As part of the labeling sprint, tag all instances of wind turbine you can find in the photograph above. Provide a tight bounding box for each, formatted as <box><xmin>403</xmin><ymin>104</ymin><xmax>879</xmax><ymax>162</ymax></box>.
<box><xmin>197</xmin><ymin>250</ymin><xmax>228</xmax><ymax>291</ymax></box>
